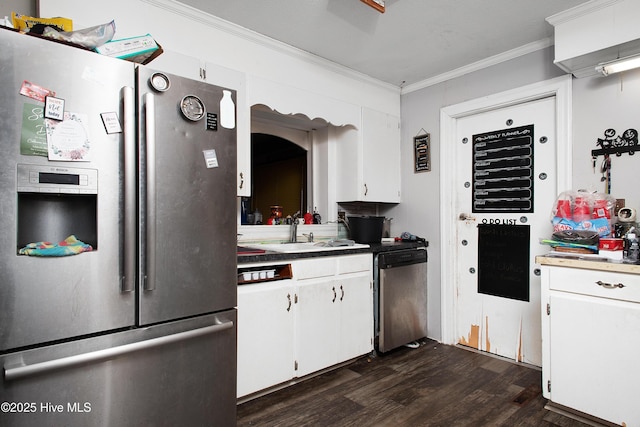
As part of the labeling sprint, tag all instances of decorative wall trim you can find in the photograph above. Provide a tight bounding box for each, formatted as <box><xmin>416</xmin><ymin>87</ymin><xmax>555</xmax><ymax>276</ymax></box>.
<box><xmin>546</xmin><ymin>0</ymin><xmax>620</xmax><ymax>26</ymax></box>
<box><xmin>401</xmin><ymin>38</ymin><xmax>554</xmax><ymax>94</ymax></box>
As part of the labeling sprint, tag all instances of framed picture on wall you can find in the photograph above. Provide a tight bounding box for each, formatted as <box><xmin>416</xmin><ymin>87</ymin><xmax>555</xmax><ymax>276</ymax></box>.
<box><xmin>414</xmin><ymin>133</ymin><xmax>430</xmax><ymax>172</ymax></box>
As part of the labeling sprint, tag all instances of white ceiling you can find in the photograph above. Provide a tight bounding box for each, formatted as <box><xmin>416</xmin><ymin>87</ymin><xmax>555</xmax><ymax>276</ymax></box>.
<box><xmin>176</xmin><ymin>0</ymin><xmax>590</xmax><ymax>87</ymax></box>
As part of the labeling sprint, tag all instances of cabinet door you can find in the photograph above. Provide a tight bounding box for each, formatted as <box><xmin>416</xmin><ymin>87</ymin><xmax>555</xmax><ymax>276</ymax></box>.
<box><xmin>549</xmin><ymin>292</ymin><xmax>640</xmax><ymax>425</ymax></box>
<box><xmin>205</xmin><ymin>62</ymin><xmax>250</xmax><ymax>197</ymax></box>
<box><xmin>337</xmin><ymin>272</ymin><xmax>373</xmax><ymax>361</ymax></box>
<box><xmin>295</xmin><ymin>278</ymin><xmax>340</xmax><ymax>377</ymax></box>
<box><xmin>147</xmin><ymin>49</ymin><xmax>204</xmax><ymax>81</ymax></box>
<box><xmin>237</xmin><ymin>281</ymin><xmax>295</xmax><ymax>397</ymax></box>
<box><xmin>361</xmin><ymin>108</ymin><xmax>401</xmax><ymax>202</ymax></box>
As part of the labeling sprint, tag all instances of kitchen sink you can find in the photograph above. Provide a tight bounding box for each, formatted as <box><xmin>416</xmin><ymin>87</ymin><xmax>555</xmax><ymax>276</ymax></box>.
<box><xmin>245</xmin><ymin>241</ymin><xmax>369</xmax><ymax>253</ymax></box>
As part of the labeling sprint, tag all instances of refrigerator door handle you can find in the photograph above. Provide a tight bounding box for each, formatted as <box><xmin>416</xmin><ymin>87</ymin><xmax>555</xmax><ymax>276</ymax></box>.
<box><xmin>4</xmin><ymin>320</ymin><xmax>234</xmax><ymax>381</ymax></box>
<box><xmin>122</xmin><ymin>86</ymin><xmax>136</xmax><ymax>293</ymax></box>
<box><xmin>144</xmin><ymin>92</ymin><xmax>157</xmax><ymax>291</ymax></box>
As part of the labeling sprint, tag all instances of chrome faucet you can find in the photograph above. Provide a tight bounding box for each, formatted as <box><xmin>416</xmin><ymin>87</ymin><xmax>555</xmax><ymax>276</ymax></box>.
<box><xmin>289</xmin><ymin>211</ymin><xmax>301</xmax><ymax>243</ymax></box>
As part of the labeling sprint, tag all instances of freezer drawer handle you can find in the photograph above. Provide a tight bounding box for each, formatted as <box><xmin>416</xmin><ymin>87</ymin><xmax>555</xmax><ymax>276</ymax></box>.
<box><xmin>4</xmin><ymin>321</ymin><xmax>233</xmax><ymax>382</ymax></box>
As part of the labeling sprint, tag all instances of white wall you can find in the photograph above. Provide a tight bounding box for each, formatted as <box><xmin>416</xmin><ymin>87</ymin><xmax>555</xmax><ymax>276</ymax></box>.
<box><xmin>0</xmin><ymin>0</ymin><xmax>34</xmax><ymax>18</ymax></box>
<box><xmin>572</xmin><ymin>70</ymin><xmax>640</xmax><ymax>206</ymax></box>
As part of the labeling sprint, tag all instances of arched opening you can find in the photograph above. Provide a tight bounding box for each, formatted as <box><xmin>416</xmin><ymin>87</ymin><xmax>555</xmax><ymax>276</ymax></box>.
<box><xmin>249</xmin><ymin>133</ymin><xmax>307</xmax><ymax>223</ymax></box>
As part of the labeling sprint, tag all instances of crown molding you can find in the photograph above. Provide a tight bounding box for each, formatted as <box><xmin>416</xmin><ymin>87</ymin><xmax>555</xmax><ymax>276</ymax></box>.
<box><xmin>401</xmin><ymin>38</ymin><xmax>554</xmax><ymax>95</ymax></box>
<box><xmin>546</xmin><ymin>0</ymin><xmax>619</xmax><ymax>26</ymax></box>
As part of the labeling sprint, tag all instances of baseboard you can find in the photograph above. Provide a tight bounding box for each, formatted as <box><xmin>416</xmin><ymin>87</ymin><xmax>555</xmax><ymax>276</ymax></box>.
<box><xmin>544</xmin><ymin>401</ymin><xmax>620</xmax><ymax>427</ymax></box>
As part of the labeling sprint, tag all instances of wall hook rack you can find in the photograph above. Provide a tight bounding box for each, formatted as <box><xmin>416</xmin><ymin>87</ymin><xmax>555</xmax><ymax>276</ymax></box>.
<box><xmin>591</xmin><ymin>128</ymin><xmax>639</xmax><ymax>157</ymax></box>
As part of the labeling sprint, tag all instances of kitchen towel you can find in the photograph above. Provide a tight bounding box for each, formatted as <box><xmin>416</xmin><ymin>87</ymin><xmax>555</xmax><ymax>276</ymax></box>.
<box><xmin>19</xmin><ymin>235</ymin><xmax>93</xmax><ymax>257</ymax></box>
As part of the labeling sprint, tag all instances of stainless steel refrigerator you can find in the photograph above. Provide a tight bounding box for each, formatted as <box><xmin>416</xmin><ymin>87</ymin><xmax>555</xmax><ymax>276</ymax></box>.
<box><xmin>0</xmin><ymin>28</ymin><xmax>237</xmax><ymax>426</ymax></box>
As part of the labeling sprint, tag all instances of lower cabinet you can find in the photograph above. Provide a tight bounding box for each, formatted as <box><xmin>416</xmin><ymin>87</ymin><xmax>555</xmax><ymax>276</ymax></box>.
<box><xmin>237</xmin><ymin>280</ymin><xmax>294</xmax><ymax>398</ymax></box>
<box><xmin>296</xmin><ymin>271</ymin><xmax>372</xmax><ymax>377</ymax></box>
<box><xmin>237</xmin><ymin>253</ymin><xmax>373</xmax><ymax>398</ymax></box>
<box><xmin>541</xmin><ymin>264</ymin><xmax>640</xmax><ymax>425</ymax></box>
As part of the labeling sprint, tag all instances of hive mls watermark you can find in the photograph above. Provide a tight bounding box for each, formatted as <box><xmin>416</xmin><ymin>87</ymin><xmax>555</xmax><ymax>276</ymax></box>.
<box><xmin>1</xmin><ymin>401</ymin><xmax>92</xmax><ymax>413</ymax></box>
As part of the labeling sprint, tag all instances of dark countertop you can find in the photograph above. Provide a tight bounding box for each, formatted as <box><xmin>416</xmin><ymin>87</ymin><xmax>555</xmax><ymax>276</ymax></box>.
<box><xmin>238</xmin><ymin>240</ymin><xmax>428</xmax><ymax>265</ymax></box>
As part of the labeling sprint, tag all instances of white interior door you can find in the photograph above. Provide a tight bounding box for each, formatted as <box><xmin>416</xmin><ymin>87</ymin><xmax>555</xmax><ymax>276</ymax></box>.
<box><xmin>453</xmin><ymin>97</ymin><xmax>556</xmax><ymax>366</ymax></box>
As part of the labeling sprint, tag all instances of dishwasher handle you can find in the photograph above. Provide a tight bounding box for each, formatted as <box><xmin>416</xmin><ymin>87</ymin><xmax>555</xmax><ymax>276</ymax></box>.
<box><xmin>4</xmin><ymin>321</ymin><xmax>233</xmax><ymax>381</ymax></box>
<box><xmin>378</xmin><ymin>249</ymin><xmax>427</xmax><ymax>269</ymax></box>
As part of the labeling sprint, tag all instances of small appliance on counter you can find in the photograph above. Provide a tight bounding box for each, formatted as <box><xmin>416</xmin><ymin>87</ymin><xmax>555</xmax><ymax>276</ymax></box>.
<box><xmin>614</xmin><ymin>207</ymin><xmax>637</xmax><ymax>237</ymax></box>
<box><xmin>348</xmin><ymin>215</ymin><xmax>385</xmax><ymax>244</ymax></box>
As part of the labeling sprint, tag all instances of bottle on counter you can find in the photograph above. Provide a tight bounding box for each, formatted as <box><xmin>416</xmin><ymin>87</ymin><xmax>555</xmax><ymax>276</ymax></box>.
<box><xmin>303</xmin><ymin>211</ymin><xmax>313</xmax><ymax>225</ymax></box>
<box><xmin>254</xmin><ymin>209</ymin><xmax>262</xmax><ymax>225</ymax></box>
<box><xmin>623</xmin><ymin>228</ymin><xmax>640</xmax><ymax>264</ymax></box>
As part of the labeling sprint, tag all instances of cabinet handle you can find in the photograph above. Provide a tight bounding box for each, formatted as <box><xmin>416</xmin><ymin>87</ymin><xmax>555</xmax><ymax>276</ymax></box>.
<box><xmin>239</xmin><ymin>172</ymin><xmax>244</xmax><ymax>189</ymax></box>
<box><xmin>595</xmin><ymin>280</ymin><xmax>625</xmax><ymax>289</ymax></box>
<box><xmin>286</xmin><ymin>293</ymin><xmax>292</xmax><ymax>311</ymax></box>
<box><xmin>364</xmin><ymin>183</ymin><xmax>368</xmax><ymax>196</ymax></box>
<box><xmin>332</xmin><ymin>286</ymin><xmax>337</xmax><ymax>303</ymax></box>
<box><xmin>340</xmin><ymin>285</ymin><xmax>344</xmax><ymax>301</ymax></box>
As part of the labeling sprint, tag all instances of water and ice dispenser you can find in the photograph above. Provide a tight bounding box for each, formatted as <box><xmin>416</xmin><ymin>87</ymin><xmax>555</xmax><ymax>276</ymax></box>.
<box><xmin>16</xmin><ymin>164</ymin><xmax>98</xmax><ymax>252</ymax></box>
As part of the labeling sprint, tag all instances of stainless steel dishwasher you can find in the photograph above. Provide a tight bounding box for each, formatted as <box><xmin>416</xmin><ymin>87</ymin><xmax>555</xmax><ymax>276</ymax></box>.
<box><xmin>376</xmin><ymin>247</ymin><xmax>428</xmax><ymax>353</ymax></box>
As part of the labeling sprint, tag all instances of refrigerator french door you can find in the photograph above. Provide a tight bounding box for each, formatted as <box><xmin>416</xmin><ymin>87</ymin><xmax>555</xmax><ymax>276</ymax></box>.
<box><xmin>0</xmin><ymin>27</ymin><xmax>237</xmax><ymax>426</ymax></box>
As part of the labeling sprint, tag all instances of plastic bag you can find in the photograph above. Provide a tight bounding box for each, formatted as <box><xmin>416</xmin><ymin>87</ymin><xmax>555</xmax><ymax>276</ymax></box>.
<box><xmin>11</xmin><ymin>12</ymin><xmax>72</xmax><ymax>32</ymax></box>
<box><xmin>41</xmin><ymin>20</ymin><xmax>115</xmax><ymax>49</ymax></box>
<box><xmin>550</xmin><ymin>190</ymin><xmax>616</xmax><ymax>237</ymax></box>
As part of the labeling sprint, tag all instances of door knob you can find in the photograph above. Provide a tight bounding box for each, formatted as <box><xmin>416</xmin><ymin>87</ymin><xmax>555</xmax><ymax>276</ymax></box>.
<box><xmin>459</xmin><ymin>213</ymin><xmax>476</xmax><ymax>221</ymax></box>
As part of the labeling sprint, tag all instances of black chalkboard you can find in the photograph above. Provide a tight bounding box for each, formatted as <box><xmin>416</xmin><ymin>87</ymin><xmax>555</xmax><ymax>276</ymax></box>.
<box><xmin>477</xmin><ymin>224</ymin><xmax>530</xmax><ymax>301</ymax></box>
<box><xmin>472</xmin><ymin>125</ymin><xmax>534</xmax><ymax>213</ymax></box>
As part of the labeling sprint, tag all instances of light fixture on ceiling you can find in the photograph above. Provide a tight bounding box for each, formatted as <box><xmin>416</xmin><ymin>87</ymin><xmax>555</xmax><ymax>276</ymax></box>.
<box><xmin>596</xmin><ymin>54</ymin><xmax>640</xmax><ymax>76</ymax></box>
<box><xmin>360</xmin><ymin>0</ymin><xmax>385</xmax><ymax>13</ymax></box>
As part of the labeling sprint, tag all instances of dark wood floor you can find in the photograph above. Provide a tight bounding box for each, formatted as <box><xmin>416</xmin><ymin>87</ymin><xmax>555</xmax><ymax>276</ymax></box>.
<box><xmin>237</xmin><ymin>340</ymin><xmax>594</xmax><ymax>427</ymax></box>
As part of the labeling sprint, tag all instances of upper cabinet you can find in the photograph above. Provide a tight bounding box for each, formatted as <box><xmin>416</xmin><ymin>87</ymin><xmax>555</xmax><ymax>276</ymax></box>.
<box><xmin>336</xmin><ymin>107</ymin><xmax>401</xmax><ymax>203</ymax></box>
<box><xmin>547</xmin><ymin>0</ymin><xmax>640</xmax><ymax>78</ymax></box>
<box><xmin>149</xmin><ymin>50</ymin><xmax>251</xmax><ymax>196</ymax></box>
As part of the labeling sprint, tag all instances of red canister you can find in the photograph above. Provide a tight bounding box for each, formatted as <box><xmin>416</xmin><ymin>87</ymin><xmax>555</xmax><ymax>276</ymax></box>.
<box><xmin>599</xmin><ymin>238</ymin><xmax>624</xmax><ymax>251</ymax></box>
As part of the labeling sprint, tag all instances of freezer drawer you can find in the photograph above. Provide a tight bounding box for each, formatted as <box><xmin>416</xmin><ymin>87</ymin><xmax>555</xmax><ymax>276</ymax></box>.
<box><xmin>0</xmin><ymin>310</ymin><xmax>237</xmax><ymax>427</ymax></box>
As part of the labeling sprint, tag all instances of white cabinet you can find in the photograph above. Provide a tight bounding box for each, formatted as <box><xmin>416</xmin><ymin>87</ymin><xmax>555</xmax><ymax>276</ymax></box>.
<box><xmin>237</xmin><ymin>279</ymin><xmax>295</xmax><ymax>398</ymax></box>
<box><xmin>540</xmin><ymin>264</ymin><xmax>640</xmax><ymax>425</ymax></box>
<box><xmin>295</xmin><ymin>271</ymin><xmax>372</xmax><ymax>376</ymax></box>
<box><xmin>336</xmin><ymin>107</ymin><xmax>401</xmax><ymax>203</ymax></box>
<box><xmin>237</xmin><ymin>253</ymin><xmax>373</xmax><ymax>398</ymax></box>
<box><xmin>145</xmin><ymin>49</ymin><xmax>251</xmax><ymax>196</ymax></box>
<box><xmin>295</xmin><ymin>277</ymin><xmax>341</xmax><ymax>376</ymax></box>
<box><xmin>294</xmin><ymin>254</ymin><xmax>373</xmax><ymax>377</ymax></box>
<box><xmin>546</xmin><ymin>0</ymin><xmax>640</xmax><ymax>78</ymax></box>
